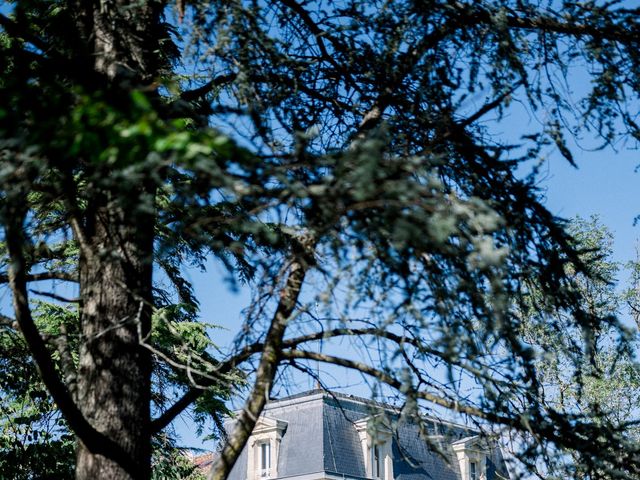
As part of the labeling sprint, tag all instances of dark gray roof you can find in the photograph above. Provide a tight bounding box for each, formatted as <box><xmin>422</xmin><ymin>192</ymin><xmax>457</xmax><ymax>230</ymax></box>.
<box><xmin>323</xmin><ymin>398</ymin><xmax>366</xmax><ymax>476</ymax></box>
<box><xmin>269</xmin><ymin>393</ymin><xmax>326</xmax><ymax>477</ymax></box>
<box><xmin>225</xmin><ymin>390</ymin><xmax>510</xmax><ymax>480</ymax></box>
<box><xmin>392</xmin><ymin>422</ymin><xmax>460</xmax><ymax>480</ymax></box>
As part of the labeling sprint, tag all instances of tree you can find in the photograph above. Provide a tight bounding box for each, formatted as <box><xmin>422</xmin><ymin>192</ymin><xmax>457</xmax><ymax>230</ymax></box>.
<box><xmin>0</xmin><ymin>303</ymin><xmax>76</xmax><ymax>479</ymax></box>
<box><xmin>1</xmin><ymin>1</ymin><xmax>640</xmax><ymax>479</ymax></box>
<box><xmin>519</xmin><ymin>216</ymin><xmax>640</xmax><ymax>478</ymax></box>
<box><xmin>0</xmin><ymin>300</ymin><xmax>229</xmax><ymax>479</ymax></box>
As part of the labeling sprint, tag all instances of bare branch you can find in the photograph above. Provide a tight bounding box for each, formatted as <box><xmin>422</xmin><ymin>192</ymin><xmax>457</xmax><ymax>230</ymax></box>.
<box><xmin>280</xmin><ymin>348</ymin><xmax>640</xmax><ymax>474</ymax></box>
<box><xmin>180</xmin><ymin>72</ymin><xmax>239</xmax><ymax>103</ymax></box>
<box><xmin>0</xmin><ymin>271</ymin><xmax>78</xmax><ymax>284</ymax></box>
<box><xmin>0</xmin><ymin>314</ymin><xmax>17</xmax><ymax>329</ymax></box>
<box><xmin>54</xmin><ymin>322</ymin><xmax>78</xmax><ymax>400</ymax></box>
<box><xmin>0</xmin><ymin>13</ymin><xmax>50</xmax><ymax>54</ymax></box>
<box><xmin>276</xmin><ymin>0</ymin><xmax>355</xmax><ymax>88</ymax></box>
<box><xmin>150</xmin><ymin>339</ymin><xmax>265</xmax><ymax>433</ymax></box>
<box><xmin>501</xmin><ymin>8</ymin><xmax>638</xmax><ymax>42</ymax></box>
<box><xmin>29</xmin><ymin>289</ymin><xmax>80</xmax><ymax>303</ymax></box>
<box><xmin>457</xmin><ymin>83</ymin><xmax>523</xmax><ymax>130</ymax></box>
<box><xmin>208</xmin><ymin>239</ymin><xmax>314</xmax><ymax>480</ymax></box>
<box><xmin>281</xmin><ymin>349</ymin><xmax>504</xmax><ymax>423</ymax></box>
<box><xmin>151</xmin><ymin>322</ymin><xmax>508</xmax><ymax>433</ymax></box>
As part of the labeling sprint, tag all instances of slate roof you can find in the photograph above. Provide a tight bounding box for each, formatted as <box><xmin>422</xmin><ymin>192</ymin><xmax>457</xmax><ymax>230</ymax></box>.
<box><xmin>226</xmin><ymin>390</ymin><xmax>510</xmax><ymax>480</ymax></box>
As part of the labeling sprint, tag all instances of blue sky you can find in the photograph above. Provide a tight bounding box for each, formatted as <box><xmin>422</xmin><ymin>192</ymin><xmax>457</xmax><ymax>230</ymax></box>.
<box><xmin>542</xmin><ymin>142</ymin><xmax>638</xmax><ymax>265</ymax></box>
<box><xmin>175</xmin><ymin>142</ymin><xmax>640</xmax><ymax>449</ymax></box>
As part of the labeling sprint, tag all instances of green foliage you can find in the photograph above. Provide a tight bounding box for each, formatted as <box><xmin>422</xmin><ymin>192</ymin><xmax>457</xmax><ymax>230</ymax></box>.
<box><xmin>0</xmin><ymin>304</ymin><xmax>76</xmax><ymax>479</ymax></box>
<box><xmin>151</xmin><ymin>434</ymin><xmax>209</xmax><ymax>480</ymax></box>
<box><xmin>520</xmin><ymin>217</ymin><xmax>640</xmax><ymax>478</ymax></box>
<box><xmin>151</xmin><ymin>306</ymin><xmax>242</xmax><ymax>425</ymax></box>
<box><xmin>0</xmin><ymin>301</ymin><xmax>232</xmax><ymax>478</ymax></box>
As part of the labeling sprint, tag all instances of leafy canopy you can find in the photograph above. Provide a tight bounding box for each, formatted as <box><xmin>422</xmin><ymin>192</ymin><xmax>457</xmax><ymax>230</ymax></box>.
<box><xmin>1</xmin><ymin>0</ymin><xmax>640</xmax><ymax>478</ymax></box>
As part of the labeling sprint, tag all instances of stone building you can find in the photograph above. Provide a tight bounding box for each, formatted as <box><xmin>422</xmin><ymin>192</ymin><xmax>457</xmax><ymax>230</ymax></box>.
<box><xmin>226</xmin><ymin>390</ymin><xmax>510</xmax><ymax>480</ymax></box>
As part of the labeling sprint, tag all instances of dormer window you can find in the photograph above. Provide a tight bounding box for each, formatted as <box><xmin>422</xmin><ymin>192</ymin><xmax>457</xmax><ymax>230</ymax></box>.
<box><xmin>246</xmin><ymin>416</ymin><xmax>287</xmax><ymax>480</ymax></box>
<box><xmin>452</xmin><ymin>436</ymin><xmax>487</xmax><ymax>480</ymax></box>
<box><xmin>469</xmin><ymin>461</ymin><xmax>478</xmax><ymax>480</ymax></box>
<box><xmin>258</xmin><ymin>441</ymin><xmax>271</xmax><ymax>477</ymax></box>
<box><xmin>355</xmin><ymin>416</ymin><xmax>393</xmax><ymax>480</ymax></box>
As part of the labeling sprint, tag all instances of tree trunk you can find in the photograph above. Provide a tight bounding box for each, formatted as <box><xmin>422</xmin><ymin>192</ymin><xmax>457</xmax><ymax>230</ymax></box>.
<box><xmin>75</xmin><ymin>197</ymin><xmax>154</xmax><ymax>480</ymax></box>
<box><xmin>71</xmin><ymin>1</ymin><xmax>163</xmax><ymax>477</ymax></box>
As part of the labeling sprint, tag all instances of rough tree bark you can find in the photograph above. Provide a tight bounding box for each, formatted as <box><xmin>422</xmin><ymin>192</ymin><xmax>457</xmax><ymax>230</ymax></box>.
<box><xmin>71</xmin><ymin>1</ymin><xmax>162</xmax><ymax>478</ymax></box>
<box><xmin>75</xmin><ymin>198</ymin><xmax>154</xmax><ymax>479</ymax></box>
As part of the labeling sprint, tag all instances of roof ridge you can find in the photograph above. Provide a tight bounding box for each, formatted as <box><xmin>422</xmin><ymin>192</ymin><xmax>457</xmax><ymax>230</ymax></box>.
<box><xmin>269</xmin><ymin>389</ymin><xmax>396</xmax><ymax>411</ymax></box>
<box><xmin>267</xmin><ymin>389</ymin><xmax>482</xmax><ymax>435</ymax></box>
